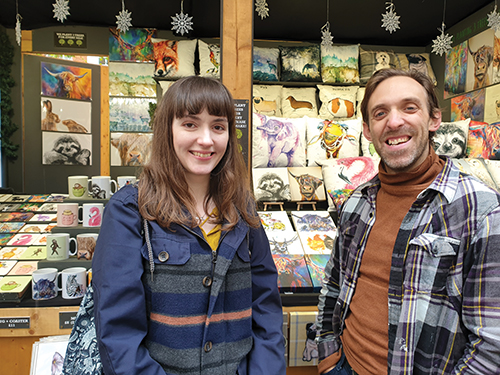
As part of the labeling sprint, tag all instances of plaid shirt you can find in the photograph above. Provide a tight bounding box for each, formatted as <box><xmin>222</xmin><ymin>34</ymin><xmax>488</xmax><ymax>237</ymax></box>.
<box><xmin>316</xmin><ymin>158</ymin><xmax>500</xmax><ymax>374</ymax></box>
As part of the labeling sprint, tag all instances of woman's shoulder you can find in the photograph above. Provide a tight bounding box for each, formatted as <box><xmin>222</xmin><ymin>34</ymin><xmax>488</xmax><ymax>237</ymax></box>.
<box><xmin>107</xmin><ymin>183</ymin><xmax>139</xmax><ymax>207</ymax></box>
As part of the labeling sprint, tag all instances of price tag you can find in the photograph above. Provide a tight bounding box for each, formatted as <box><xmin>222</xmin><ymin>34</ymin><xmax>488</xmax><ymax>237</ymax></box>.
<box><xmin>0</xmin><ymin>317</ymin><xmax>30</xmax><ymax>329</ymax></box>
<box><xmin>59</xmin><ymin>311</ymin><xmax>78</xmax><ymax>329</ymax></box>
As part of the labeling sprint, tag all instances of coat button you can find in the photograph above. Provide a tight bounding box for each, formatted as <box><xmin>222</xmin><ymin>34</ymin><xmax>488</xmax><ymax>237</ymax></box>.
<box><xmin>204</xmin><ymin>341</ymin><xmax>212</xmax><ymax>352</ymax></box>
<box><xmin>158</xmin><ymin>251</ymin><xmax>169</xmax><ymax>262</ymax></box>
<box><xmin>203</xmin><ymin>276</ymin><xmax>212</xmax><ymax>287</ymax></box>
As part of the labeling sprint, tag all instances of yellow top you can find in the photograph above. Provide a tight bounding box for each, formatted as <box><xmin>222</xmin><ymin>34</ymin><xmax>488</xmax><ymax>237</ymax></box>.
<box><xmin>199</xmin><ymin>208</ymin><xmax>221</xmax><ymax>251</ymax></box>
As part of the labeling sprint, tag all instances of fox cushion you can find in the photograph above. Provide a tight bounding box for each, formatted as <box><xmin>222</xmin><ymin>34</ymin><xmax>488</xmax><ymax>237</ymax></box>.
<box><xmin>152</xmin><ymin>38</ymin><xmax>196</xmax><ymax>78</ymax></box>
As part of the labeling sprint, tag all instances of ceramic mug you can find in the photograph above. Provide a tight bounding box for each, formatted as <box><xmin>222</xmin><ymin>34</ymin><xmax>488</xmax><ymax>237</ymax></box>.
<box><xmin>80</xmin><ymin>203</ymin><xmax>103</xmax><ymax>227</ymax></box>
<box><xmin>90</xmin><ymin>176</ymin><xmax>117</xmax><ymax>199</ymax></box>
<box><xmin>57</xmin><ymin>203</ymin><xmax>79</xmax><ymax>227</ymax></box>
<box><xmin>68</xmin><ymin>175</ymin><xmax>91</xmax><ymax>199</ymax></box>
<box><xmin>46</xmin><ymin>233</ymin><xmax>77</xmax><ymax>261</ymax></box>
<box><xmin>59</xmin><ymin>267</ymin><xmax>87</xmax><ymax>299</ymax></box>
<box><xmin>76</xmin><ymin>233</ymin><xmax>99</xmax><ymax>260</ymax></box>
<box><xmin>32</xmin><ymin>267</ymin><xmax>61</xmax><ymax>300</ymax></box>
<box><xmin>117</xmin><ymin>176</ymin><xmax>137</xmax><ymax>190</ymax></box>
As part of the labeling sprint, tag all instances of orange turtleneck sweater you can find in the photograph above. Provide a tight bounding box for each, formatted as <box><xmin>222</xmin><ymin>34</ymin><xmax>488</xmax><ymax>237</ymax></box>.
<box><xmin>340</xmin><ymin>148</ymin><xmax>445</xmax><ymax>375</ymax></box>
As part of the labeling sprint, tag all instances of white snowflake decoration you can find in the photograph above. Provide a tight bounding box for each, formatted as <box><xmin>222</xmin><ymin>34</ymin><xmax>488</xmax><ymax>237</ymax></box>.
<box><xmin>171</xmin><ymin>11</ymin><xmax>193</xmax><ymax>35</ymax></box>
<box><xmin>255</xmin><ymin>0</ymin><xmax>269</xmax><ymax>20</ymax></box>
<box><xmin>381</xmin><ymin>2</ymin><xmax>400</xmax><ymax>34</ymax></box>
<box><xmin>53</xmin><ymin>0</ymin><xmax>70</xmax><ymax>23</ymax></box>
<box><xmin>432</xmin><ymin>23</ymin><xmax>453</xmax><ymax>56</ymax></box>
<box><xmin>116</xmin><ymin>1</ymin><xmax>132</xmax><ymax>33</ymax></box>
<box><xmin>15</xmin><ymin>14</ymin><xmax>21</xmax><ymax>46</ymax></box>
<box><xmin>488</xmin><ymin>5</ymin><xmax>500</xmax><ymax>32</ymax></box>
<box><xmin>321</xmin><ymin>22</ymin><xmax>334</xmax><ymax>47</ymax></box>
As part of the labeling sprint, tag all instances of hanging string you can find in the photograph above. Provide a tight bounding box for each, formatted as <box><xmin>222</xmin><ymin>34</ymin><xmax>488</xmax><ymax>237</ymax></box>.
<box><xmin>441</xmin><ymin>0</ymin><xmax>447</xmax><ymax>31</ymax></box>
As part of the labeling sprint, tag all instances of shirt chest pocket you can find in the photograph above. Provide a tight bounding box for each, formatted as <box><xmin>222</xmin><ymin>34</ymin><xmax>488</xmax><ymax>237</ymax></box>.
<box><xmin>141</xmin><ymin>236</ymin><xmax>191</xmax><ymax>266</ymax></box>
<box><xmin>406</xmin><ymin>234</ymin><xmax>460</xmax><ymax>293</ymax></box>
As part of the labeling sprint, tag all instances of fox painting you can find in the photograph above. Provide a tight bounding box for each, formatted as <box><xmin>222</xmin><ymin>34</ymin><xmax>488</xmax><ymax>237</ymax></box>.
<box><xmin>153</xmin><ymin>40</ymin><xmax>179</xmax><ymax>78</ymax></box>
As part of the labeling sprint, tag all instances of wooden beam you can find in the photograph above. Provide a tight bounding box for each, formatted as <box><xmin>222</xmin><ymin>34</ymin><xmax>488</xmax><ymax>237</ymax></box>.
<box><xmin>100</xmin><ymin>65</ymin><xmax>110</xmax><ymax>176</ymax></box>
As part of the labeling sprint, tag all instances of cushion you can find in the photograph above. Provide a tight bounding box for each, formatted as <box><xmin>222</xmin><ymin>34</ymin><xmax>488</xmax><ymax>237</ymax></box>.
<box><xmin>356</xmin><ymin>87</ymin><xmax>365</xmax><ymax>120</ymax></box>
<box><xmin>359</xmin><ymin>47</ymin><xmax>398</xmax><ymax>84</ymax></box>
<box><xmin>253</xmin><ymin>46</ymin><xmax>280</xmax><ymax>81</ymax></box>
<box><xmin>452</xmin><ymin>158</ymin><xmax>498</xmax><ymax>191</ymax></box>
<box><xmin>287</xmin><ymin>166</ymin><xmax>326</xmax><ymax>202</ymax></box>
<box><xmin>151</xmin><ymin>38</ymin><xmax>196</xmax><ymax>78</ymax></box>
<box><xmin>317</xmin><ymin>85</ymin><xmax>358</xmax><ymax>120</ymax></box>
<box><xmin>108</xmin><ymin>62</ymin><xmax>156</xmax><ymax>97</ymax></box>
<box><xmin>252</xmin><ymin>167</ymin><xmax>291</xmax><ymax>202</ymax></box>
<box><xmin>158</xmin><ymin>80</ymin><xmax>175</xmax><ymax>94</ymax></box>
<box><xmin>433</xmin><ymin>118</ymin><xmax>471</xmax><ymax>158</ymax></box>
<box><xmin>396</xmin><ymin>53</ymin><xmax>437</xmax><ymax>85</ymax></box>
<box><xmin>281</xmin><ymin>87</ymin><xmax>318</xmax><ymax>118</ymax></box>
<box><xmin>485</xmin><ymin>122</ymin><xmax>500</xmax><ymax>160</ymax></box>
<box><xmin>321</xmin><ymin>44</ymin><xmax>360</xmax><ymax>84</ymax></box>
<box><xmin>252</xmin><ymin>113</ymin><xmax>307</xmax><ymax>168</ymax></box>
<box><xmin>467</xmin><ymin>121</ymin><xmax>489</xmax><ymax>158</ymax></box>
<box><xmin>320</xmin><ymin>156</ymin><xmax>379</xmax><ymax>211</ymax></box>
<box><xmin>253</xmin><ymin>84</ymin><xmax>283</xmax><ymax>117</ymax></box>
<box><xmin>280</xmin><ymin>45</ymin><xmax>321</xmax><ymax>82</ymax></box>
<box><xmin>198</xmin><ymin>39</ymin><xmax>220</xmax><ymax>78</ymax></box>
<box><xmin>306</xmin><ymin>117</ymin><xmax>362</xmax><ymax>165</ymax></box>
<box><xmin>483</xmin><ymin>159</ymin><xmax>500</xmax><ymax>191</ymax></box>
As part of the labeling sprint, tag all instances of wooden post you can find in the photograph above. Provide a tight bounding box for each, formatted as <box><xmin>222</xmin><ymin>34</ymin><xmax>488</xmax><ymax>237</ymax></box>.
<box><xmin>100</xmin><ymin>66</ymin><xmax>110</xmax><ymax>176</ymax></box>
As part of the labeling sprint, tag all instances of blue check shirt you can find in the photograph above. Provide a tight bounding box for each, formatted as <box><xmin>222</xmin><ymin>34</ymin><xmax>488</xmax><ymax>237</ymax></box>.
<box><xmin>316</xmin><ymin>157</ymin><xmax>500</xmax><ymax>374</ymax></box>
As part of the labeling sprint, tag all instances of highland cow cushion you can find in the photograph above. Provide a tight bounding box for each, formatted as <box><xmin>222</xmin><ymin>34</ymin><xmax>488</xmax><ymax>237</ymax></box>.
<box><xmin>280</xmin><ymin>45</ymin><xmax>321</xmax><ymax>82</ymax></box>
<box><xmin>198</xmin><ymin>39</ymin><xmax>221</xmax><ymax>78</ymax></box>
<box><xmin>253</xmin><ymin>46</ymin><xmax>280</xmax><ymax>81</ymax></box>
<box><xmin>321</xmin><ymin>44</ymin><xmax>360</xmax><ymax>84</ymax></box>
<box><xmin>151</xmin><ymin>38</ymin><xmax>196</xmax><ymax>78</ymax></box>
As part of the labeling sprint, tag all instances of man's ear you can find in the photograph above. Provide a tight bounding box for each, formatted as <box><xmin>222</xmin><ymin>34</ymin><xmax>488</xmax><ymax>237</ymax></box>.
<box><xmin>362</xmin><ymin>122</ymin><xmax>372</xmax><ymax>141</ymax></box>
<box><xmin>429</xmin><ymin>110</ymin><xmax>442</xmax><ymax>132</ymax></box>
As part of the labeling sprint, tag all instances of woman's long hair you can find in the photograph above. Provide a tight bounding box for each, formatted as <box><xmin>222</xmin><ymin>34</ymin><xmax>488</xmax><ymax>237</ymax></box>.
<box><xmin>138</xmin><ymin>76</ymin><xmax>259</xmax><ymax>230</ymax></box>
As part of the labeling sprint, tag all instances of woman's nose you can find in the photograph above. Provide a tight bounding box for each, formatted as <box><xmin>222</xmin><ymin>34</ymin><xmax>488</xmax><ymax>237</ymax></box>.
<box><xmin>197</xmin><ymin>127</ymin><xmax>214</xmax><ymax>145</ymax></box>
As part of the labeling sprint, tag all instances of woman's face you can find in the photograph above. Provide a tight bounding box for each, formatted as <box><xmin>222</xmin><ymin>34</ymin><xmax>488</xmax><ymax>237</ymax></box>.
<box><xmin>172</xmin><ymin>109</ymin><xmax>229</xmax><ymax>182</ymax></box>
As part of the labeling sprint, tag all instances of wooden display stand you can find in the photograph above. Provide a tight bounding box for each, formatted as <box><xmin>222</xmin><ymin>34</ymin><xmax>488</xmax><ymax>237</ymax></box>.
<box><xmin>263</xmin><ymin>201</ymin><xmax>285</xmax><ymax>211</ymax></box>
<box><xmin>296</xmin><ymin>201</ymin><xmax>317</xmax><ymax>211</ymax></box>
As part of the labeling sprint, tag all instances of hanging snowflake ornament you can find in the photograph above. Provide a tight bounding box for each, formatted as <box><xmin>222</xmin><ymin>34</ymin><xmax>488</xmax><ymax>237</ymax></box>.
<box><xmin>432</xmin><ymin>23</ymin><xmax>453</xmax><ymax>56</ymax></box>
<box><xmin>488</xmin><ymin>5</ymin><xmax>500</xmax><ymax>32</ymax></box>
<box><xmin>381</xmin><ymin>2</ymin><xmax>400</xmax><ymax>34</ymax></box>
<box><xmin>53</xmin><ymin>0</ymin><xmax>70</xmax><ymax>23</ymax></box>
<box><xmin>171</xmin><ymin>0</ymin><xmax>193</xmax><ymax>35</ymax></box>
<box><xmin>321</xmin><ymin>22</ymin><xmax>334</xmax><ymax>47</ymax></box>
<box><xmin>15</xmin><ymin>14</ymin><xmax>22</xmax><ymax>46</ymax></box>
<box><xmin>255</xmin><ymin>0</ymin><xmax>269</xmax><ymax>20</ymax></box>
<box><xmin>116</xmin><ymin>0</ymin><xmax>132</xmax><ymax>33</ymax></box>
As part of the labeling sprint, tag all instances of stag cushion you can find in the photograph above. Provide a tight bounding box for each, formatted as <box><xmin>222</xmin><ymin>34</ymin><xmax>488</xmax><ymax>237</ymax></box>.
<box><xmin>280</xmin><ymin>45</ymin><xmax>321</xmax><ymax>82</ymax></box>
<box><xmin>359</xmin><ymin>47</ymin><xmax>398</xmax><ymax>84</ymax></box>
<box><xmin>253</xmin><ymin>84</ymin><xmax>283</xmax><ymax>117</ymax></box>
<box><xmin>396</xmin><ymin>52</ymin><xmax>437</xmax><ymax>85</ymax></box>
<box><xmin>281</xmin><ymin>87</ymin><xmax>318</xmax><ymax>118</ymax></box>
<box><xmin>317</xmin><ymin>85</ymin><xmax>358</xmax><ymax>120</ymax></box>
<box><xmin>432</xmin><ymin>118</ymin><xmax>470</xmax><ymax>158</ymax></box>
<box><xmin>253</xmin><ymin>46</ymin><xmax>280</xmax><ymax>81</ymax></box>
<box><xmin>151</xmin><ymin>38</ymin><xmax>196</xmax><ymax>78</ymax></box>
<box><xmin>306</xmin><ymin>117</ymin><xmax>362</xmax><ymax>166</ymax></box>
<box><xmin>198</xmin><ymin>39</ymin><xmax>220</xmax><ymax>78</ymax></box>
<box><xmin>321</xmin><ymin>44</ymin><xmax>360</xmax><ymax>84</ymax></box>
<box><xmin>252</xmin><ymin>113</ymin><xmax>307</xmax><ymax>168</ymax></box>
<box><xmin>319</xmin><ymin>156</ymin><xmax>379</xmax><ymax>212</ymax></box>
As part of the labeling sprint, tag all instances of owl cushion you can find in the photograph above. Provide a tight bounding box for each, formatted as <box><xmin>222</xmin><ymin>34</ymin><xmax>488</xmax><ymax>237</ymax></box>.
<box><xmin>253</xmin><ymin>84</ymin><xmax>283</xmax><ymax>117</ymax></box>
<box><xmin>253</xmin><ymin>46</ymin><xmax>280</xmax><ymax>81</ymax></box>
<box><xmin>281</xmin><ymin>87</ymin><xmax>318</xmax><ymax>118</ymax></box>
<box><xmin>306</xmin><ymin>117</ymin><xmax>362</xmax><ymax>165</ymax></box>
<box><xmin>433</xmin><ymin>118</ymin><xmax>470</xmax><ymax>158</ymax></box>
<box><xmin>198</xmin><ymin>39</ymin><xmax>221</xmax><ymax>78</ymax></box>
<box><xmin>319</xmin><ymin>156</ymin><xmax>379</xmax><ymax>211</ymax></box>
<box><xmin>152</xmin><ymin>38</ymin><xmax>196</xmax><ymax>78</ymax></box>
<box><xmin>321</xmin><ymin>44</ymin><xmax>360</xmax><ymax>84</ymax></box>
<box><xmin>280</xmin><ymin>45</ymin><xmax>321</xmax><ymax>82</ymax></box>
<box><xmin>317</xmin><ymin>85</ymin><xmax>358</xmax><ymax>120</ymax></box>
<box><xmin>359</xmin><ymin>47</ymin><xmax>398</xmax><ymax>84</ymax></box>
<box><xmin>252</xmin><ymin>113</ymin><xmax>307</xmax><ymax>168</ymax></box>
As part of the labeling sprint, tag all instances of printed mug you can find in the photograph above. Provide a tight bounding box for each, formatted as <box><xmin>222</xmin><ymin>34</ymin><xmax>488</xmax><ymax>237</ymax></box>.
<box><xmin>117</xmin><ymin>176</ymin><xmax>137</xmax><ymax>190</ymax></box>
<box><xmin>76</xmin><ymin>233</ymin><xmax>99</xmax><ymax>260</ymax></box>
<box><xmin>46</xmin><ymin>233</ymin><xmax>77</xmax><ymax>261</ymax></box>
<box><xmin>57</xmin><ymin>203</ymin><xmax>79</xmax><ymax>227</ymax></box>
<box><xmin>80</xmin><ymin>203</ymin><xmax>103</xmax><ymax>228</ymax></box>
<box><xmin>59</xmin><ymin>267</ymin><xmax>87</xmax><ymax>299</ymax></box>
<box><xmin>32</xmin><ymin>267</ymin><xmax>61</xmax><ymax>300</ymax></box>
<box><xmin>90</xmin><ymin>176</ymin><xmax>117</xmax><ymax>199</ymax></box>
<box><xmin>68</xmin><ymin>175</ymin><xmax>91</xmax><ymax>199</ymax></box>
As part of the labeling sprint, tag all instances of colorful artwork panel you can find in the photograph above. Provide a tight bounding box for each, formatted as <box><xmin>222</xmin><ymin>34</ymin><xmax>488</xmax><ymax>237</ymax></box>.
<box><xmin>109</xmin><ymin>28</ymin><xmax>156</xmax><ymax>62</ymax></box>
<box><xmin>41</xmin><ymin>62</ymin><xmax>92</xmax><ymax>101</ymax></box>
<box><xmin>444</xmin><ymin>41</ymin><xmax>468</xmax><ymax>98</ymax></box>
<box><xmin>466</xmin><ymin>28</ymin><xmax>495</xmax><ymax>92</ymax></box>
<box><xmin>288</xmin><ymin>167</ymin><xmax>326</xmax><ymax>202</ymax></box>
<box><xmin>272</xmin><ymin>254</ymin><xmax>313</xmax><ymax>293</ymax></box>
<box><xmin>109</xmin><ymin>97</ymin><xmax>156</xmax><ymax>132</ymax></box>
<box><xmin>41</xmin><ymin>98</ymin><xmax>91</xmax><ymax>133</ymax></box>
<box><xmin>450</xmin><ymin>90</ymin><xmax>485</xmax><ymax>122</ymax></box>
<box><xmin>110</xmin><ymin>132</ymin><xmax>153</xmax><ymax>166</ymax></box>
<box><xmin>109</xmin><ymin>62</ymin><xmax>156</xmax><ymax>97</ymax></box>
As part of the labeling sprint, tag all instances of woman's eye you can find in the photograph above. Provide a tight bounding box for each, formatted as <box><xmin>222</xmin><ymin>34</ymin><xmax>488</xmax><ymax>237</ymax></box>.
<box><xmin>214</xmin><ymin>125</ymin><xmax>226</xmax><ymax>131</ymax></box>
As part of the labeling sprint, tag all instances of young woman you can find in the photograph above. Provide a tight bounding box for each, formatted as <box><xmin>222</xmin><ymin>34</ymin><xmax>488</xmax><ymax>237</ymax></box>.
<box><xmin>92</xmin><ymin>76</ymin><xmax>286</xmax><ymax>375</ymax></box>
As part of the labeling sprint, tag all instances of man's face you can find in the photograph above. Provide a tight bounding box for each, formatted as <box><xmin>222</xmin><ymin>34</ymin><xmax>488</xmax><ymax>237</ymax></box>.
<box><xmin>362</xmin><ymin>76</ymin><xmax>441</xmax><ymax>174</ymax></box>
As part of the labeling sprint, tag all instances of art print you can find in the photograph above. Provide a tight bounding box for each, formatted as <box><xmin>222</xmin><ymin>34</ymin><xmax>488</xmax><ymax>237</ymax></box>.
<box><xmin>298</xmin><ymin>231</ymin><xmax>337</xmax><ymax>255</ymax></box>
<box><xmin>41</xmin><ymin>62</ymin><xmax>92</xmax><ymax>101</ymax></box>
<box><xmin>272</xmin><ymin>254</ymin><xmax>313</xmax><ymax>292</ymax></box>
<box><xmin>0</xmin><ymin>212</ymin><xmax>35</xmax><ymax>222</ymax></box>
<box><xmin>110</xmin><ymin>132</ymin><xmax>153</xmax><ymax>166</ymax></box>
<box><xmin>29</xmin><ymin>213</ymin><xmax>57</xmax><ymax>223</ymax></box>
<box><xmin>0</xmin><ymin>246</ymin><xmax>26</xmax><ymax>259</ymax></box>
<box><xmin>451</xmin><ymin>90</ymin><xmax>485</xmax><ymax>122</ymax></box>
<box><xmin>0</xmin><ymin>222</ymin><xmax>25</xmax><ymax>233</ymax></box>
<box><xmin>444</xmin><ymin>41</ymin><xmax>467</xmax><ymax>98</ymax></box>
<box><xmin>288</xmin><ymin>167</ymin><xmax>325</xmax><ymax>202</ymax></box>
<box><xmin>109</xmin><ymin>27</ymin><xmax>156</xmax><ymax>62</ymax></box>
<box><xmin>267</xmin><ymin>232</ymin><xmax>304</xmax><ymax>255</ymax></box>
<box><xmin>7</xmin><ymin>233</ymin><xmax>41</xmax><ymax>247</ymax></box>
<box><xmin>109</xmin><ymin>62</ymin><xmax>156</xmax><ymax>97</ymax></box>
<box><xmin>252</xmin><ymin>168</ymin><xmax>291</xmax><ymax>202</ymax></box>
<box><xmin>42</xmin><ymin>132</ymin><xmax>92</xmax><ymax>166</ymax></box>
<box><xmin>109</xmin><ymin>97</ymin><xmax>156</xmax><ymax>132</ymax></box>
<box><xmin>484</xmin><ymin>85</ymin><xmax>500</xmax><ymax>124</ymax></box>
<box><xmin>0</xmin><ymin>260</ymin><xmax>17</xmax><ymax>276</ymax></box>
<box><xmin>258</xmin><ymin>211</ymin><xmax>294</xmax><ymax>232</ymax></box>
<box><xmin>10</xmin><ymin>261</ymin><xmax>38</xmax><ymax>276</ymax></box>
<box><xmin>19</xmin><ymin>246</ymin><xmax>46</xmax><ymax>260</ymax></box>
<box><xmin>0</xmin><ymin>203</ymin><xmax>21</xmax><ymax>212</ymax></box>
<box><xmin>41</xmin><ymin>98</ymin><xmax>91</xmax><ymax>133</ymax></box>
<box><xmin>291</xmin><ymin>211</ymin><xmax>336</xmax><ymax>232</ymax></box>
<box><xmin>466</xmin><ymin>28</ymin><xmax>494</xmax><ymax>92</ymax></box>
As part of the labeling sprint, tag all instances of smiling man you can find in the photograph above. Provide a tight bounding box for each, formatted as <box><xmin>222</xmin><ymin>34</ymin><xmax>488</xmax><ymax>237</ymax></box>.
<box><xmin>315</xmin><ymin>69</ymin><xmax>500</xmax><ymax>375</ymax></box>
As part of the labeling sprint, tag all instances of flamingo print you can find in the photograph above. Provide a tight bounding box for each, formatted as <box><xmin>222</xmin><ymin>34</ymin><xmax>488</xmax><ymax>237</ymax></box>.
<box><xmin>88</xmin><ymin>207</ymin><xmax>102</xmax><ymax>226</ymax></box>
